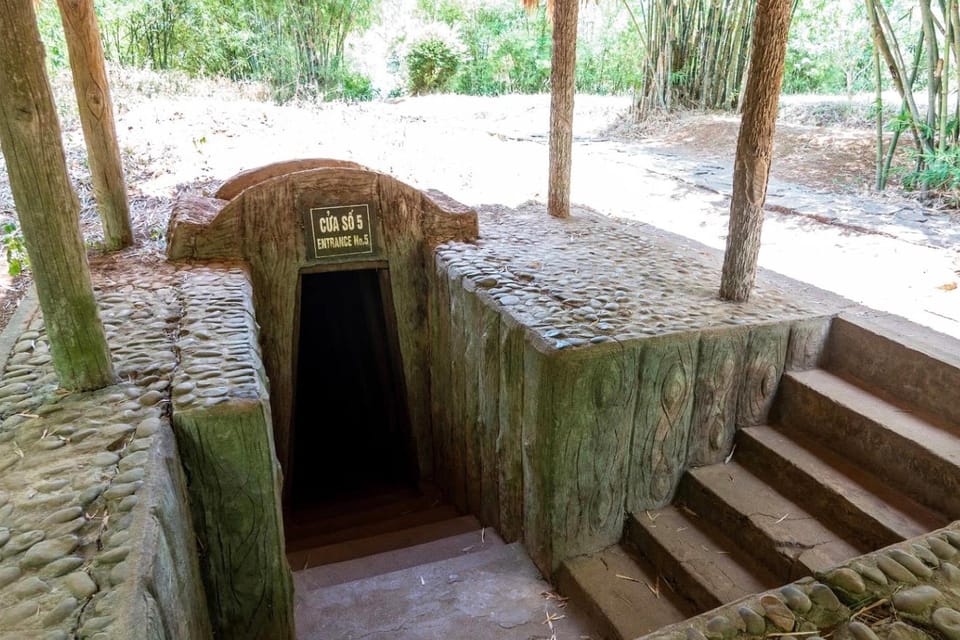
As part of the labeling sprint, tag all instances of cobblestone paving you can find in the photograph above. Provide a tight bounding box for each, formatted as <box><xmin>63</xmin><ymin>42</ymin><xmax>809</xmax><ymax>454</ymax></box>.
<box><xmin>644</xmin><ymin>523</ymin><xmax>960</xmax><ymax>640</ymax></box>
<box><xmin>0</xmin><ymin>260</ymin><xmax>182</xmax><ymax>639</ymax></box>
<box><xmin>439</xmin><ymin>203</ymin><xmax>850</xmax><ymax>350</ymax></box>
<box><xmin>173</xmin><ymin>265</ymin><xmax>269</xmax><ymax>413</ymax></box>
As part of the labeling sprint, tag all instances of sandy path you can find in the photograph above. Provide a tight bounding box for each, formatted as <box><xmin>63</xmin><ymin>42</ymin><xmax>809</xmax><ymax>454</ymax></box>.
<box><xmin>3</xmin><ymin>83</ymin><xmax>958</xmax><ymax>339</ymax></box>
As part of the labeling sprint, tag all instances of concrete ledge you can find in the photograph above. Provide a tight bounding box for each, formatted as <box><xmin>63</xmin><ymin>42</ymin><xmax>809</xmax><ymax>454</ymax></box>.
<box><xmin>108</xmin><ymin>418</ymin><xmax>213</xmax><ymax>639</ymax></box>
<box><xmin>0</xmin><ymin>285</ymin><xmax>39</xmax><ymax>371</ymax></box>
<box><xmin>170</xmin><ymin>264</ymin><xmax>294</xmax><ymax>640</ymax></box>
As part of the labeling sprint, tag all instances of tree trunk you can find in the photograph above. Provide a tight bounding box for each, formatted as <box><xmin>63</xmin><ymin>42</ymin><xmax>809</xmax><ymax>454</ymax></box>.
<box><xmin>719</xmin><ymin>0</ymin><xmax>792</xmax><ymax>302</ymax></box>
<box><xmin>547</xmin><ymin>0</ymin><xmax>579</xmax><ymax>219</ymax></box>
<box><xmin>873</xmin><ymin>30</ymin><xmax>884</xmax><ymax>191</ymax></box>
<box><xmin>0</xmin><ymin>0</ymin><xmax>115</xmax><ymax>390</ymax></box>
<box><xmin>57</xmin><ymin>0</ymin><xmax>133</xmax><ymax>250</ymax></box>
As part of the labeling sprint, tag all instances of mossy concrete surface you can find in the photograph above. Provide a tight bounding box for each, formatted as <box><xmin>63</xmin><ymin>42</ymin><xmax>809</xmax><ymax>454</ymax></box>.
<box><xmin>170</xmin><ymin>264</ymin><xmax>294</xmax><ymax>640</ymax></box>
<box><xmin>428</xmin><ymin>203</ymin><xmax>855</xmax><ymax>576</ymax></box>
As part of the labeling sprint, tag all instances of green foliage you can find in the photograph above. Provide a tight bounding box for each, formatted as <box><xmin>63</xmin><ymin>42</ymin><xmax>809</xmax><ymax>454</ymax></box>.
<box><xmin>333</xmin><ymin>68</ymin><xmax>377</xmax><ymax>101</ymax></box>
<box><xmin>1</xmin><ymin>222</ymin><xmax>28</xmax><ymax>277</ymax></box>
<box><xmin>783</xmin><ymin>0</ymin><xmax>918</xmax><ymax>95</ymax></box>
<box><xmin>903</xmin><ymin>147</ymin><xmax>960</xmax><ymax>193</ymax></box>
<box><xmin>407</xmin><ymin>36</ymin><xmax>461</xmax><ymax>94</ymax></box>
<box><xmin>35</xmin><ymin>3</ymin><xmax>68</xmax><ymax>70</ymax></box>
<box><xmin>34</xmin><ymin>0</ymin><xmax>645</xmax><ymax>100</ymax></box>
<box><xmin>57</xmin><ymin>0</ymin><xmax>380</xmax><ymax>102</ymax></box>
<box><xmin>452</xmin><ymin>5</ymin><xmax>549</xmax><ymax>95</ymax></box>
<box><xmin>575</xmin><ymin>27</ymin><xmax>642</xmax><ymax>95</ymax></box>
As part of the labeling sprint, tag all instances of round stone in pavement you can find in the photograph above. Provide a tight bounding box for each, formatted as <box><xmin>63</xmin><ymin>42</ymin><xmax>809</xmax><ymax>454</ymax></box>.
<box><xmin>933</xmin><ymin>608</ymin><xmax>960</xmax><ymax>640</ymax></box>
<box><xmin>20</xmin><ymin>536</ymin><xmax>79</xmax><ymax>569</ymax></box>
<box><xmin>63</xmin><ymin>571</ymin><xmax>97</xmax><ymax>598</ymax></box>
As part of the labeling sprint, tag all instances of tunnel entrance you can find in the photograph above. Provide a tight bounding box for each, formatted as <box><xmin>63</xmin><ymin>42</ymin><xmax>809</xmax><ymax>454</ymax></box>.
<box><xmin>288</xmin><ymin>267</ymin><xmax>417</xmax><ymax>515</ymax></box>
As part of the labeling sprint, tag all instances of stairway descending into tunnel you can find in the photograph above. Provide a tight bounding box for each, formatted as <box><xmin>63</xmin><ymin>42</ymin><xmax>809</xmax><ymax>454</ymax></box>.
<box><xmin>558</xmin><ymin>315</ymin><xmax>960</xmax><ymax>640</ymax></box>
<box><xmin>286</xmin><ymin>483</ymin><xmax>597</xmax><ymax>638</ymax></box>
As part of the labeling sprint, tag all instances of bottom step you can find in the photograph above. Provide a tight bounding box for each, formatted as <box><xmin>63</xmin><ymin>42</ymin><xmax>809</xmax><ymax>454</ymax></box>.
<box><xmin>556</xmin><ymin>544</ymin><xmax>693</xmax><ymax>640</ymax></box>
<box><xmin>287</xmin><ymin>513</ymin><xmax>478</xmax><ymax>571</ymax></box>
<box><xmin>295</xmin><ymin>542</ymin><xmax>596</xmax><ymax>639</ymax></box>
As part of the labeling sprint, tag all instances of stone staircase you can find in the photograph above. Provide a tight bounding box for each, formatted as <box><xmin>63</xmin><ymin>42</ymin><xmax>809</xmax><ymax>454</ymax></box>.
<box><xmin>287</xmin><ymin>486</ymin><xmax>595</xmax><ymax>639</ymax></box>
<box><xmin>558</xmin><ymin>315</ymin><xmax>960</xmax><ymax>640</ymax></box>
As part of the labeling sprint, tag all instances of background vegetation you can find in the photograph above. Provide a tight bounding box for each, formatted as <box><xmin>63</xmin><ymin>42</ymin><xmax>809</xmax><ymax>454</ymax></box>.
<box><xmin>31</xmin><ymin>0</ymin><xmax>960</xmax><ymax>200</ymax></box>
<box><xmin>28</xmin><ymin>0</ymin><xmax>908</xmax><ymax>103</ymax></box>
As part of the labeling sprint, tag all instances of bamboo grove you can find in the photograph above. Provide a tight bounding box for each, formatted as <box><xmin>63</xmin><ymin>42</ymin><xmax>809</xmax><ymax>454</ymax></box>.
<box><xmin>633</xmin><ymin>0</ymin><xmax>757</xmax><ymax>116</ymax></box>
<box><xmin>868</xmin><ymin>0</ymin><xmax>960</xmax><ymax>195</ymax></box>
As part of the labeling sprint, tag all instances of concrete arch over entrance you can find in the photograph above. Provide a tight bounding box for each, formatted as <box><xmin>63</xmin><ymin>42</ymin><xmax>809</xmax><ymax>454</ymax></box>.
<box><xmin>167</xmin><ymin>161</ymin><xmax>479</xmax><ymax>495</ymax></box>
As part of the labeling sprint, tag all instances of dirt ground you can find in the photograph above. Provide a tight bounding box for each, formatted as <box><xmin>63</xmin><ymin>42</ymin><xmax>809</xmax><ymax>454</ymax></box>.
<box><xmin>0</xmin><ymin>69</ymin><xmax>956</xmax><ymax>337</ymax></box>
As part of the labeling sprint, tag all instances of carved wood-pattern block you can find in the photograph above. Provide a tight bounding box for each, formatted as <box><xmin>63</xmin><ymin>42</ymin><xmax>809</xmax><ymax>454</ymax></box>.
<box><xmin>167</xmin><ymin>165</ymin><xmax>480</xmax><ymax>500</ymax></box>
<box><xmin>459</xmin><ymin>279</ymin><xmax>483</xmax><ymax>516</ymax></box>
<box><xmin>377</xmin><ymin>176</ymin><xmax>433</xmax><ymax>480</ymax></box>
<box><xmin>421</xmin><ymin>189</ymin><xmax>479</xmax><ymax>246</ymax></box>
<box><xmin>427</xmin><ymin>255</ymin><xmax>452</xmax><ymax>489</ymax></box>
<box><xmin>477</xmin><ymin>300</ymin><xmax>501</xmax><ymax>529</ymax></box>
<box><xmin>786</xmin><ymin>316</ymin><xmax>832</xmax><ymax>371</ymax></box>
<box><xmin>240</xmin><ymin>178</ymin><xmax>301</xmax><ymax>475</ymax></box>
<box><xmin>628</xmin><ymin>337</ymin><xmax>699</xmax><ymax>512</ymax></box>
<box><xmin>215</xmin><ymin>158</ymin><xmax>366</xmax><ymax>200</ymax></box>
<box><xmin>496</xmin><ymin>314</ymin><xmax>527</xmax><ymax>543</ymax></box>
<box><xmin>530</xmin><ymin>344</ymin><xmax>640</xmax><ymax>573</ymax></box>
<box><xmin>688</xmin><ymin>328</ymin><xmax>748</xmax><ymax>467</ymax></box>
<box><xmin>166</xmin><ymin>195</ymin><xmax>231</xmax><ymax>260</ymax></box>
<box><xmin>445</xmin><ymin>266</ymin><xmax>469</xmax><ymax>512</ymax></box>
<box><xmin>174</xmin><ymin>404</ymin><xmax>294</xmax><ymax>640</ymax></box>
<box><xmin>519</xmin><ymin>342</ymin><xmax>550</xmax><ymax>574</ymax></box>
<box><xmin>737</xmin><ymin>323</ymin><xmax>791</xmax><ymax>427</ymax></box>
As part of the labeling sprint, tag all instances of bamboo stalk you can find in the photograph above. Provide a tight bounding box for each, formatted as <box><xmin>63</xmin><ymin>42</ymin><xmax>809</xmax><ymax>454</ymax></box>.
<box><xmin>874</xmin><ymin>29</ymin><xmax>885</xmax><ymax>191</ymax></box>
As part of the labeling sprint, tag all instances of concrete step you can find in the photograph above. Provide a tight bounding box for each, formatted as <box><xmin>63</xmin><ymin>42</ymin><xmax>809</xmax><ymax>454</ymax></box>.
<box><xmin>556</xmin><ymin>544</ymin><xmax>694</xmax><ymax>640</ymax></box>
<box><xmin>295</xmin><ymin>542</ymin><xmax>595</xmax><ymax>640</ymax></box>
<box><xmin>285</xmin><ymin>485</ymin><xmax>443</xmax><ymax>548</ymax></box>
<box><xmin>293</xmin><ymin>527</ymin><xmax>503</xmax><ymax>590</ymax></box>
<box><xmin>823</xmin><ymin>314</ymin><xmax>960</xmax><ymax>427</ymax></box>
<box><xmin>738</xmin><ymin>425</ymin><xmax>947</xmax><ymax>549</ymax></box>
<box><xmin>774</xmin><ymin>369</ymin><xmax>960</xmax><ymax>519</ymax></box>
<box><xmin>286</xmin><ymin>503</ymin><xmax>459</xmax><ymax>554</ymax></box>
<box><xmin>288</xmin><ymin>513</ymin><xmax>481</xmax><ymax>571</ymax></box>
<box><xmin>679</xmin><ymin>461</ymin><xmax>865</xmax><ymax>582</ymax></box>
<box><xmin>625</xmin><ymin>506</ymin><xmax>780</xmax><ymax>612</ymax></box>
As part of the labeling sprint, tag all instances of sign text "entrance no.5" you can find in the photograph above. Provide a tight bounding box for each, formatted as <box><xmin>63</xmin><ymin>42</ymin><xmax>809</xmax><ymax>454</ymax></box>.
<box><xmin>306</xmin><ymin>204</ymin><xmax>373</xmax><ymax>259</ymax></box>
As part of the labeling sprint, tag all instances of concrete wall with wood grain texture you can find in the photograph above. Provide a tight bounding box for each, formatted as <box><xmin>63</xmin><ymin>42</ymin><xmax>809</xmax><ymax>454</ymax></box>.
<box><xmin>427</xmin><ymin>260</ymin><xmax>833</xmax><ymax>577</ymax></box>
<box><xmin>167</xmin><ymin>162</ymin><xmax>478</xmax><ymax>486</ymax></box>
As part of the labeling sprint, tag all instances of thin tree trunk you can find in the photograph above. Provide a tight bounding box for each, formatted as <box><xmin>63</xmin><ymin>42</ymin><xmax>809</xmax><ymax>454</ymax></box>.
<box><xmin>548</xmin><ymin>0</ymin><xmax>579</xmax><ymax>218</ymax></box>
<box><xmin>950</xmin><ymin>0</ymin><xmax>960</xmax><ymax>142</ymax></box>
<box><xmin>56</xmin><ymin>0</ymin><xmax>133</xmax><ymax>250</ymax></box>
<box><xmin>919</xmin><ymin>0</ymin><xmax>939</xmax><ymax>150</ymax></box>
<box><xmin>940</xmin><ymin>10</ymin><xmax>951</xmax><ymax>154</ymax></box>
<box><xmin>882</xmin><ymin>30</ymin><xmax>927</xmax><ymax>189</ymax></box>
<box><xmin>868</xmin><ymin>0</ymin><xmax>934</xmax><ymax>156</ymax></box>
<box><xmin>874</xmin><ymin>31</ymin><xmax>885</xmax><ymax>191</ymax></box>
<box><xmin>719</xmin><ymin>0</ymin><xmax>791</xmax><ymax>302</ymax></box>
<box><xmin>0</xmin><ymin>0</ymin><xmax>114</xmax><ymax>390</ymax></box>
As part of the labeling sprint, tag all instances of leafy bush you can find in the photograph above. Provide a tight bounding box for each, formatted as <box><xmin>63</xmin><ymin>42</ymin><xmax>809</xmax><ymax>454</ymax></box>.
<box><xmin>453</xmin><ymin>5</ymin><xmax>549</xmax><ymax>95</ymax></box>
<box><xmin>333</xmin><ymin>68</ymin><xmax>377</xmax><ymax>102</ymax></box>
<box><xmin>406</xmin><ymin>35</ymin><xmax>461</xmax><ymax>94</ymax></box>
<box><xmin>903</xmin><ymin>147</ymin><xmax>960</xmax><ymax>194</ymax></box>
<box><xmin>1</xmin><ymin>222</ymin><xmax>29</xmax><ymax>277</ymax></box>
